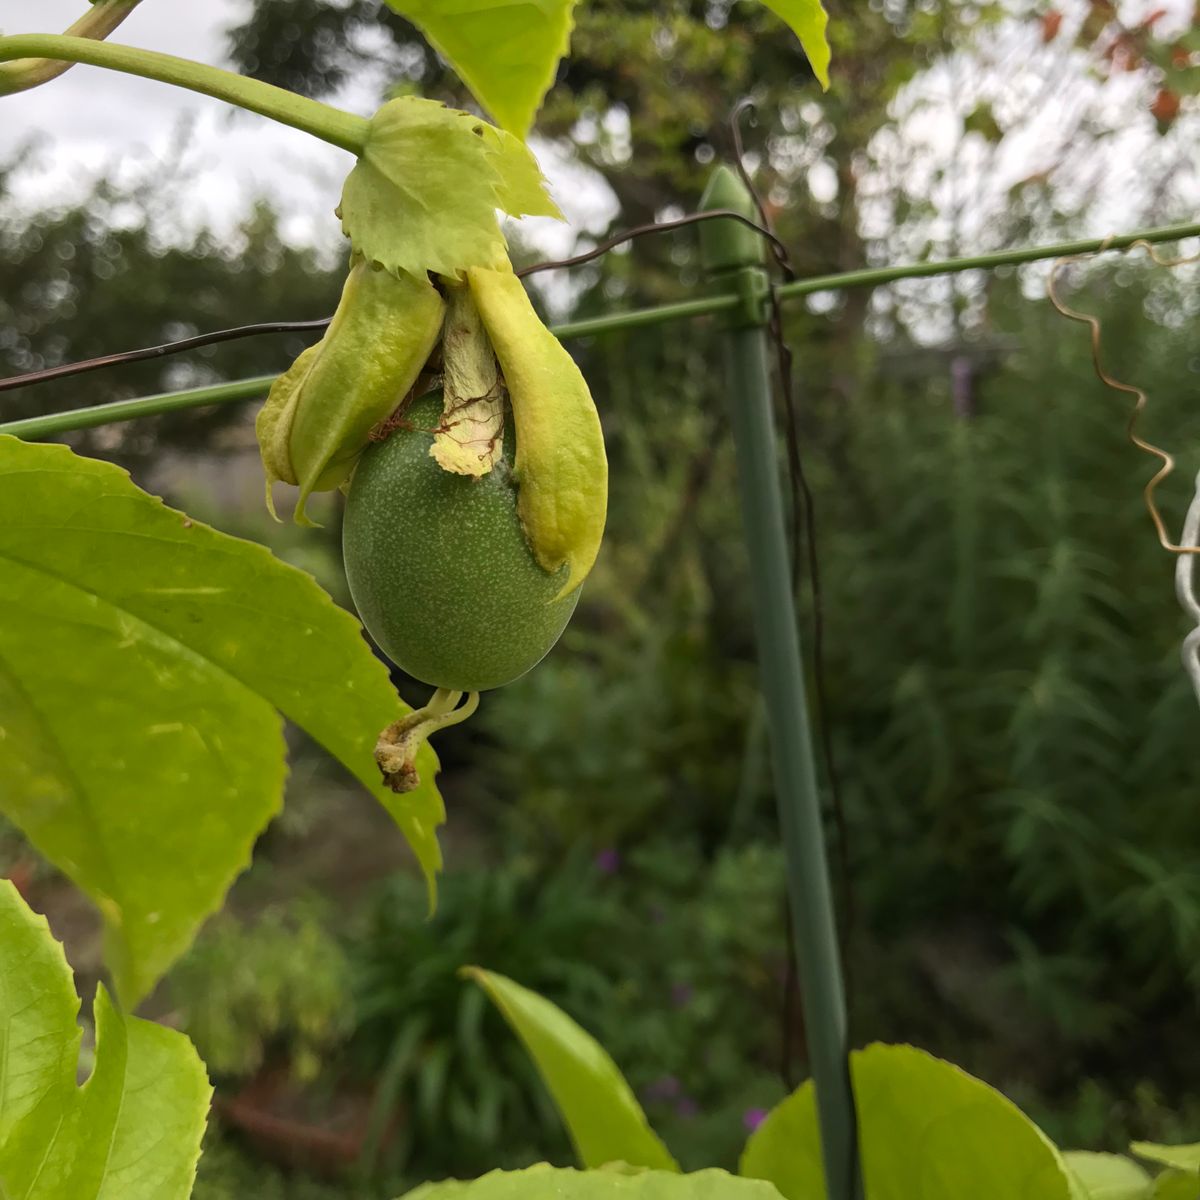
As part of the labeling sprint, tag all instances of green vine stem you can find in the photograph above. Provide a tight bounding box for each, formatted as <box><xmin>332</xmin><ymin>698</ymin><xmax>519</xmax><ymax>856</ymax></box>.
<box><xmin>0</xmin><ymin>377</ymin><xmax>277</xmax><ymax>440</ymax></box>
<box><xmin>0</xmin><ymin>35</ymin><xmax>369</xmax><ymax>154</ymax></box>
<box><xmin>0</xmin><ymin>2</ymin><xmax>145</xmax><ymax>95</ymax></box>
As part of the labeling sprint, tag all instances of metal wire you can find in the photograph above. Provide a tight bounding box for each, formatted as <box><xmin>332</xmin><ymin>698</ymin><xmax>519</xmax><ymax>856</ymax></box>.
<box><xmin>0</xmin><ymin>319</ymin><xmax>331</xmax><ymax>394</ymax></box>
<box><xmin>0</xmin><ymin>210</ymin><xmax>786</xmax><ymax>396</ymax></box>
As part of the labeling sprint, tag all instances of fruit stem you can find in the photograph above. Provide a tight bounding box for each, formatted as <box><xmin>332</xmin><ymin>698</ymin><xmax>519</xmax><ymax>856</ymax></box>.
<box><xmin>375</xmin><ymin>689</ymin><xmax>480</xmax><ymax>793</ymax></box>
<box><xmin>430</xmin><ymin>689</ymin><xmax>481</xmax><ymax>727</ymax></box>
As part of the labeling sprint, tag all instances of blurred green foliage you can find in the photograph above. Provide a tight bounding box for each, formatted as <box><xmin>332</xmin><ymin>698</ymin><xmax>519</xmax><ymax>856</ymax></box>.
<box><xmin>171</xmin><ymin>904</ymin><xmax>352</xmax><ymax>1083</ymax></box>
<box><xmin>346</xmin><ymin>852</ymin><xmax>613</xmax><ymax>1181</ymax></box>
<box><xmin>173</xmin><ymin>842</ymin><xmax>794</xmax><ymax>1192</ymax></box>
<box><xmin>194</xmin><ymin>1131</ymin><xmax>345</xmax><ymax>1200</ymax></box>
<box><xmin>5</xmin><ymin>2</ymin><xmax>1199</xmax><ymax>1193</ymax></box>
<box><xmin>815</xmin><ymin>268</ymin><xmax>1200</xmax><ymax>1071</ymax></box>
<box><xmin>340</xmin><ymin>841</ymin><xmax>789</xmax><ymax>1184</ymax></box>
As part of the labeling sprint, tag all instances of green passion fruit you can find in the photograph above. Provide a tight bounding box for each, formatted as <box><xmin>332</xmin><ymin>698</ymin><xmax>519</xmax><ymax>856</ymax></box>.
<box><xmin>343</xmin><ymin>391</ymin><xmax>580</xmax><ymax>692</ymax></box>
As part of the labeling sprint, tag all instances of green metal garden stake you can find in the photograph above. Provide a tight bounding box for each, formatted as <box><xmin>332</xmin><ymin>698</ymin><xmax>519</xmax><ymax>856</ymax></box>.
<box><xmin>700</xmin><ymin>165</ymin><xmax>863</xmax><ymax>1200</ymax></box>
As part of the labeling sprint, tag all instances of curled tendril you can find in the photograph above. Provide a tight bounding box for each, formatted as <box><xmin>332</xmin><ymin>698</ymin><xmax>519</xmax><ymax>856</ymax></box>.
<box><xmin>1046</xmin><ymin>237</ymin><xmax>1200</xmax><ymax>555</ymax></box>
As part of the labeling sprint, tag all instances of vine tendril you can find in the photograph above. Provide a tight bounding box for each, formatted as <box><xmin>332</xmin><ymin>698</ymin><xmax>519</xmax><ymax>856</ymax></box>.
<box><xmin>1047</xmin><ymin>238</ymin><xmax>1200</xmax><ymax>555</ymax></box>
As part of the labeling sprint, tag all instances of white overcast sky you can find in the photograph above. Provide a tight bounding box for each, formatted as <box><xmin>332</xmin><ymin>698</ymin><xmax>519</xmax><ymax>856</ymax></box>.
<box><xmin>0</xmin><ymin>0</ymin><xmax>616</xmax><ymax>258</ymax></box>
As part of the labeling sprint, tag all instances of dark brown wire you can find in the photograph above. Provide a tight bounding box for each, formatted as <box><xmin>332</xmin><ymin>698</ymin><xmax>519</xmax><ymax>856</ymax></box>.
<box><xmin>0</xmin><ymin>319</ymin><xmax>331</xmax><ymax>394</ymax></box>
<box><xmin>517</xmin><ymin>209</ymin><xmax>792</xmax><ymax>280</ymax></box>
<box><xmin>0</xmin><ymin>211</ymin><xmax>788</xmax><ymax>396</ymax></box>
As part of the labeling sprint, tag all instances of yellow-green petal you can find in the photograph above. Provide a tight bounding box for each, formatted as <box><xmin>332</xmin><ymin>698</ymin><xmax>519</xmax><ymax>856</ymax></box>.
<box><xmin>467</xmin><ymin>263</ymin><xmax>607</xmax><ymax>598</ymax></box>
<box><xmin>255</xmin><ymin>341</ymin><xmax>320</xmax><ymax>517</ymax></box>
<box><xmin>258</xmin><ymin>257</ymin><xmax>445</xmax><ymax>524</ymax></box>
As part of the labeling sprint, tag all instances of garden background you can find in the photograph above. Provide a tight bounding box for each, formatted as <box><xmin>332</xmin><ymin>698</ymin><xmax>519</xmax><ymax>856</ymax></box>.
<box><xmin>1</xmin><ymin>0</ymin><xmax>1199</xmax><ymax>1195</ymax></box>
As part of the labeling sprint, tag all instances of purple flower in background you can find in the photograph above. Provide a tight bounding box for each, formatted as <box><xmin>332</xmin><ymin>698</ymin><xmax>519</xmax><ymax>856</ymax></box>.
<box><xmin>594</xmin><ymin>847</ymin><xmax>621</xmax><ymax>875</ymax></box>
<box><xmin>742</xmin><ymin>1107</ymin><xmax>768</xmax><ymax>1132</ymax></box>
<box><xmin>643</xmin><ymin>1075</ymin><xmax>682</xmax><ymax>1103</ymax></box>
<box><xmin>676</xmin><ymin>1096</ymin><xmax>700</xmax><ymax>1119</ymax></box>
<box><xmin>670</xmin><ymin>982</ymin><xmax>693</xmax><ymax>1008</ymax></box>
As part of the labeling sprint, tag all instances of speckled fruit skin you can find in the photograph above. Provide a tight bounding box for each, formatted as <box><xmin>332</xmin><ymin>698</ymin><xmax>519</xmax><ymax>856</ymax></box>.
<box><xmin>343</xmin><ymin>392</ymin><xmax>581</xmax><ymax>691</ymax></box>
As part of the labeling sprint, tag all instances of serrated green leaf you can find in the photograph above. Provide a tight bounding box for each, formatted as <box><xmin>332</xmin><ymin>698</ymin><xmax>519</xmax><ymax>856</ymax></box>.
<box><xmin>1133</xmin><ymin>1144</ymin><xmax>1200</xmax><ymax>1174</ymax></box>
<box><xmin>0</xmin><ymin>436</ymin><xmax>443</xmax><ymax>1003</ymax></box>
<box><xmin>758</xmin><ymin>0</ymin><xmax>831</xmax><ymax>89</ymax></box>
<box><xmin>0</xmin><ymin>880</ymin><xmax>210</xmax><ymax>1199</ymax></box>
<box><xmin>481</xmin><ymin>124</ymin><xmax>564</xmax><ymax>219</ymax></box>
<box><xmin>385</xmin><ymin>0</ymin><xmax>578</xmax><ymax>137</ymax></box>
<box><xmin>0</xmin><ymin>880</ymin><xmax>81</xmax><ymax>1153</ymax></box>
<box><xmin>1066</xmin><ymin>1152</ymin><xmax>1154</xmax><ymax>1200</ymax></box>
<box><xmin>740</xmin><ymin>1043</ymin><xmax>1080</xmax><ymax>1200</ymax></box>
<box><xmin>401</xmin><ymin>1165</ymin><xmax>784</xmax><ymax>1200</ymax></box>
<box><xmin>465</xmin><ymin>969</ymin><xmax>677</xmax><ymax>1172</ymax></box>
<box><xmin>338</xmin><ymin>96</ymin><xmax>561</xmax><ymax>279</ymax></box>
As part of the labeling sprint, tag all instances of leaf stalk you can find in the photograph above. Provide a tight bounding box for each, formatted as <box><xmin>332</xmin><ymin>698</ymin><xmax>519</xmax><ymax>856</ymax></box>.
<box><xmin>0</xmin><ymin>35</ymin><xmax>369</xmax><ymax>153</ymax></box>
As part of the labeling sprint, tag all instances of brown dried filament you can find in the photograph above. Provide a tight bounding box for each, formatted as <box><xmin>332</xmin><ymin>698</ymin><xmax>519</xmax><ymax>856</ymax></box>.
<box><xmin>1047</xmin><ymin>238</ymin><xmax>1200</xmax><ymax>555</ymax></box>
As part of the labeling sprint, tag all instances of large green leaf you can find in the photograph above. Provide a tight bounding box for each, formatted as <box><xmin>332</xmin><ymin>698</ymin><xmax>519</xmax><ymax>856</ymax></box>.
<box><xmin>759</xmin><ymin>0</ymin><xmax>831</xmax><ymax>90</ymax></box>
<box><xmin>1065</xmin><ymin>1152</ymin><xmax>1154</xmax><ymax>1200</ymax></box>
<box><xmin>1132</xmin><ymin>1145</ymin><xmax>1200</xmax><ymax>1174</ymax></box>
<box><xmin>402</xmin><ymin>1165</ymin><xmax>785</xmax><ymax>1200</ymax></box>
<box><xmin>0</xmin><ymin>435</ymin><xmax>443</xmax><ymax>1003</ymax></box>
<box><xmin>384</xmin><ymin>0</ymin><xmax>579</xmax><ymax>138</ymax></box>
<box><xmin>0</xmin><ymin>879</ymin><xmax>210</xmax><ymax>1198</ymax></box>
<box><xmin>1152</xmin><ymin>1173</ymin><xmax>1200</xmax><ymax>1199</ymax></box>
<box><xmin>387</xmin><ymin>0</ymin><xmax>831</xmax><ymax>138</ymax></box>
<box><xmin>338</xmin><ymin>96</ymin><xmax>561</xmax><ymax>279</ymax></box>
<box><xmin>740</xmin><ymin>1043</ymin><xmax>1081</xmax><ymax>1200</ymax></box>
<box><xmin>465</xmin><ymin>968</ymin><xmax>678</xmax><ymax>1172</ymax></box>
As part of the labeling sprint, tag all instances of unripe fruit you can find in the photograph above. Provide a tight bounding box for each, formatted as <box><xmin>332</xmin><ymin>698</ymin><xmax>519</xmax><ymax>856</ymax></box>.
<box><xmin>343</xmin><ymin>391</ymin><xmax>580</xmax><ymax>692</ymax></box>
